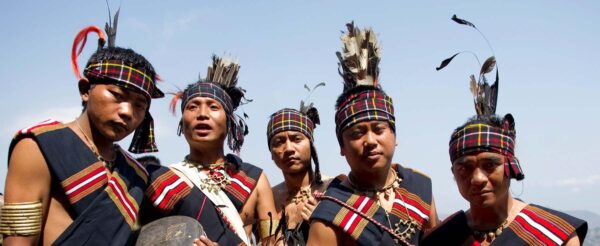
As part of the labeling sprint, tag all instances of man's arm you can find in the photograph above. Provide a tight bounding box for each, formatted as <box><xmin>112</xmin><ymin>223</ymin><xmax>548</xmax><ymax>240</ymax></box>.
<box><xmin>3</xmin><ymin>138</ymin><xmax>51</xmax><ymax>245</ymax></box>
<box><xmin>307</xmin><ymin>219</ymin><xmax>342</xmax><ymax>246</ymax></box>
<box><xmin>425</xmin><ymin>197</ymin><xmax>439</xmax><ymax>231</ymax></box>
<box><xmin>254</xmin><ymin>172</ymin><xmax>279</xmax><ymax>245</ymax></box>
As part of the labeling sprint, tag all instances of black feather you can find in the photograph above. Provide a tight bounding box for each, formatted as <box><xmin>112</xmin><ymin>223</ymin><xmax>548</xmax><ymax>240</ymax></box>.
<box><xmin>452</xmin><ymin>14</ymin><xmax>476</xmax><ymax>28</ymax></box>
<box><xmin>306</xmin><ymin>107</ymin><xmax>320</xmax><ymax>126</ymax></box>
<box><xmin>436</xmin><ymin>53</ymin><xmax>460</xmax><ymax>71</ymax></box>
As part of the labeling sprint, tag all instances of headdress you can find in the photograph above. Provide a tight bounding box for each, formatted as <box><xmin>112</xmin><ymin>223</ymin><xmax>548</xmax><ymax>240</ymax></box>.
<box><xmin>70</xmin><ymin>6</ymin><xmax>164</xmax><ymax>153</ymax></box>
<box><xmin>267</xmin><ymin>83</ymin><xmax>325</xmax><ymax>183</ymax></box>
<box><xmin>334</xmin><ymin>22</ymin><xmax>395</xmax><ymax>138</ymax></box>
<box><xmin>170</xmin><ymin>55</ymin><xmax>249</xmax><ymax>154</ymax></box>
<box><xmin>438</xmin><ymin>15</ymin><xmax>524</xmax><ymax>180</ymax></box>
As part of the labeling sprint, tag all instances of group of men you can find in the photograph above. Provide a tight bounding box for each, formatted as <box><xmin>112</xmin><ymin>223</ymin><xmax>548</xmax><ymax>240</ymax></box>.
<box><xmin>1</xmin><ymin>12</ymin><xmax>588</xmax><ymax>246</ymax></box>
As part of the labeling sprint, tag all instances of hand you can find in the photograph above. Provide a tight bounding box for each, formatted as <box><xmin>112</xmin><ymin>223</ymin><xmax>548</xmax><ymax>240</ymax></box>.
<box><xmin>193</xmin><ymin>236</ymin><xmax>218</xmax><ymax>246</ymax></box>
<box><xmin>301</xmin><ymin>197</ymin><xmax>318</xmax><ymax>221</ymax></box>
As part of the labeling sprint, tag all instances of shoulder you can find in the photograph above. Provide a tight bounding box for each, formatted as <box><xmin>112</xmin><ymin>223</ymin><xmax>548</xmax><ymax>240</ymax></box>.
<box><xmin>523</xmin><ymin>204</ymin><xmax>588</xmax><ymax>241</ymax></box>
<box><xmin>396</xmin><ymin>163</ymin><xmax>431</xmax><ymax>180</ymax></box>
<box><xmin>271</xmin><ymin>182</ymin><xmax>288</xmax><ymax>205</ymax></box>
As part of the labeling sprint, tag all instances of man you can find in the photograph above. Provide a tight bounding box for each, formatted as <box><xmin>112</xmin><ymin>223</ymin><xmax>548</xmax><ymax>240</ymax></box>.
<box><xmin>422</xmin><ymin>15</ymin><xmax>588</xmax><ymax>246</ymax></box>
<box><xmin>2</xmin><ymin>14</ymin><xmax>164</xmax><ymax>245</ymax></box>
<box><xmin>267</xmin><ymin>87</ymin><xmax>333</xmax><ymax>245</ymax></box>
<box><xmin>307</xmin><ymin>22</ymin><xmax>438</xmax><ymax>246</ymax></box>
<box><xmin>141</xmin><ymin>55</ymin><xmax>278</xmax><ymax>245</ymax></box>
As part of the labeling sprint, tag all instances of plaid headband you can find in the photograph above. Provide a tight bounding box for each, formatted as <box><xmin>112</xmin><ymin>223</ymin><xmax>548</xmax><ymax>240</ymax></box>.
<box><xmin>180</xmin><ymin>82</ymin><xmax>234</xmax><ymax>114</ymax></box>
<box><xmin>267</xmin><ymin>109</ymin><xmax>315</xmax><ymax>144</ymax></box>
<box><xmin>84</xmin><ymin>60</ymin><xmax>164</xmax><ymax>99</ymax></box>
<box><xmin>84</xmin><ymin>60</ymin><xmax>163</xmax><ymax>154</ymax></box>
<box><xmin>449</xmin><ymin>123</ymin><xmax>524</xmax><ymax>180</ymax></box>
<box><xmin>335</xmin><ymin>89</ymin><xmax>395</xmax><ymax>137</ymax></box>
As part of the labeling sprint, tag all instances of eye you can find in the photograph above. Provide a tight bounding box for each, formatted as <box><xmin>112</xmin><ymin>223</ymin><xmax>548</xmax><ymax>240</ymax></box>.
<box><xmin>186</xmin><ymin>104</ymin><xmax>198</xmax><ymax>111</ymax></box>
<box><xmin>110</xmin><ymin>89</ymin><xmax>124</xmax><ymax>102</ymax></box>
<box><xmin>134</xmin><ymin>102</ymin><xmax>147</xmax><ymax>111</ymax></box>
<box><xmin>209</xmin><ymin>104</ymin><xmax>221</xmax><ymax>111</ymax></box>
<box><xmin>373</xmin><ymin>123</ymin><xmax>388</xmax><ymax>134</ymax></box>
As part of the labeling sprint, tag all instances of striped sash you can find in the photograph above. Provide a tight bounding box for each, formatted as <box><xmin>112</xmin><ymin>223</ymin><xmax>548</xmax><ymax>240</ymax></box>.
<box><xmin>222</xmin><ymin>154</ymin><xmax>263</xmax><ymax>211</ymax></box>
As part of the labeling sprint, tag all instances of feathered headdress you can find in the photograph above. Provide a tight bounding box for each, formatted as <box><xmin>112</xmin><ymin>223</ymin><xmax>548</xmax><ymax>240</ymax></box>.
<box><xmin>442</xmin><ymin>15</ymin><xmax>524</xmax><ymax>181</ymax></box>
<box><xmin>70</xmin><ymin>5</ymin><xmax>164</xmax><ymax>153</ymax></box>
<box><xmin>436</xmin><ymin>15</ymin><xmax>499</xmax><ymax>117</ymax></box>
<box><xmin>336</xmin><ymin>21</ymin><xmax>381</xmax><ymax>91</ymax></box>
<box><xmin>334</xmin><ymin>22</ymin><xmax>394</xmax><ymax>137</ymax></box>
<box><xmin>172</xmin><ymin>55</ymin><xmax>250</xmax><ymax>154</ymax></box>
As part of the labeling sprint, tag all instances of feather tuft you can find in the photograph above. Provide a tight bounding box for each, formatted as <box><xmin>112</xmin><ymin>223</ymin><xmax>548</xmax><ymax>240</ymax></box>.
<box><xmin>169</xmin><ymin>92</ymin><xmax>183</xmax><ymax>116</ymax></box>
<box><xmin>337</xmin><ymin>21</ymin><xmax>381</xmax><ymax>91</ymax></box>
<box><xmin>71</xmin><ymin>26</ymin><xmax>106</xmax><ymax>81</ymax></box>
<box><xmin>206</xmin><ymin>55</ymin><xmax>240</xmax><ymax>89</ymax></box>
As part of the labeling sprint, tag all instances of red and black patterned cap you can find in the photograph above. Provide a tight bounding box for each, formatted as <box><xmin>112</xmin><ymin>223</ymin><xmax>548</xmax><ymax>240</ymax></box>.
<box><xmin>448</xmin><ymin>119</ymin><xmax>524</xmax><ymax>180</ymax></box>
<box><xmin>335</xmin><ymin>88</ymin><xmax>395</xmax><ymax>137</ymax></box>
<box><xmin>267</xmin><ymin>108</ymin><xmax>316</xmax><ymax>143</ymax></box>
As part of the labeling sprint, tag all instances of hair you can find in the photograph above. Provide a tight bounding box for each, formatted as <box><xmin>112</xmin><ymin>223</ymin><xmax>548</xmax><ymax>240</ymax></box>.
<box><xmin>135</xmin><ymin>155</ymin><xmax>161</xmax><ymax>167</ymax></box>
<box><xmin>453</xmin><ymin>114</ymin><xmax>504</xmax><ymax>133</ymax></box>
<box><xmin>81</xmin><ymin>47</ymin><xmax>156</xmax><ymax>108</ymax></box>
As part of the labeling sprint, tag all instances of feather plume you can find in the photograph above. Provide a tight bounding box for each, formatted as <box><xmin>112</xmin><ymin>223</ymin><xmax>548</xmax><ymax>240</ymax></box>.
<box><xmin>438</xmin><ymin>15</ymin><xmax>500</xmax><ymax>117</ymax></box>
<box><xmin>169</xmin><ymin>92</ymin><xmax>183</xmax><ymax>115</ymax></box>
<box><xmin>104</xmin><ymin>1</ymin><xmax>119</xmax><ymax>48</ymax></box>
<box><xmin>71</xmin><ymin>26</ymin><xmax>106</xmax><ymax>80</ymax></box>
<box><xmin>337</xmin><ymin>21</ymin><xmax>381</xmax><ymax>91</ymax></box>
<box><xmin>206</xmin><ymin>55</ymin><xmax>240</xmax><ymax>89</ymax></box>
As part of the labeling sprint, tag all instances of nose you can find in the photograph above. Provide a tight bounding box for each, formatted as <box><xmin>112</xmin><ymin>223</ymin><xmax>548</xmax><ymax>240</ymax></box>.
<box><xmin>118</xmin><ymin>102</ymin><xmax>133</xmax><ymax>122</ymax></box>
<box><xmin>471</xmin><ymin>167</ymin><xmax>488</xmax><ymax>187</ymax></box>
<box><xmin>364</xmin><ymin>131</ymin><xmax>377</xmax><ymax>147</ymax></box>
<box><xmin>283</xmin><ymin>140</ymin><xmax>295</xmax><ymax>155</ymax></box>
<box><xmin>196</xmin><ymin>104</ymin><xmax>209</xmax><ymax>119</ymax></box>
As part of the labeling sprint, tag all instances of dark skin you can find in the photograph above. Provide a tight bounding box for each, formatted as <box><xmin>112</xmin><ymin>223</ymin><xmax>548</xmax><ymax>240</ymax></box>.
<box><xmin>4</xmin><ymin>81</ymin><xmax>148</xmax><ymax>245</ymax></box>
<box><xmin>269</xmin><ymin>131</ymin><xmax>331</xmax><ymax>244</ymax></box>
<box><xmin>452</xmin><ymin>152</ymin><xmax>580</xmax><ymax>245</ymax></box>
<box><xmin>307</xmin><ymin>121</ymin><xmax>438</xmax><ymax>246</ymax></box>
<box><xmin>178</xmin><ymin>97</ymin><xmax>278</xmax><ymax>245</ymax></box>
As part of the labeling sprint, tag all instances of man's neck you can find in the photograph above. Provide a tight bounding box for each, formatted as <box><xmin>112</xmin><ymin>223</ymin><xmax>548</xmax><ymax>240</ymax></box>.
<box><xmin>188</xmin><ymin>145</ymin><xmax>226</xmax><ymax>166</ymax></box>
<box><xmin>468</xmin><ymin>195</ymin><xmax>514</xmax><ymax>230</ymax></box>
<box><xmin>73</xmin><ymin>114</ymin><xmax>114</xmax><ymax>159</ymax></box>
<box><xmin>283</xmin><ymin>168</ymin><xmax>313</xmax><ymax>193</ymax></box>
<box><xmin>348</xmin><ymin>163</ymin><xmax>393</xmax><ymax>190</ymax></box>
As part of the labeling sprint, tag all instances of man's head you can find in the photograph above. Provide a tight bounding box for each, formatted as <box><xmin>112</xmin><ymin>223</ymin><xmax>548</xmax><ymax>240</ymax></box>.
<box><xmin>333</xmin><ymin>23</ymin><xmax>396</xmax><ymax>175</ymax></box>
<box><xmin>267</xmin><ymin>108</ymin><xmax>321</xmax><ymax>182</ymax></box>
<box><xmin>335</xmin><ymin>86</ymin><xmax>396</xmax><ymax>174</ymax></box>
<box><xmin>72</xmin><ymin>26</ymin><xmax>163</xmax><ymax>153</ymax></box>
<box><xmin>171</xmin><ymin>56</ymin><xmax>247</xmax><ymax>153</ymax></box>
<box><xmin>449</xmin><ymin>114</ymin><xmax>524</xmax><ymax>207</ymax></box>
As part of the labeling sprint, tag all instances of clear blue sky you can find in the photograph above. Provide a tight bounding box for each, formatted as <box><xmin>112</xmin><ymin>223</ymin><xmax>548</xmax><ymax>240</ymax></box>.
<box><xmin>1</xmin><ymin>1</ymin><xmax>599</xmax><ymax>216</ymax></box>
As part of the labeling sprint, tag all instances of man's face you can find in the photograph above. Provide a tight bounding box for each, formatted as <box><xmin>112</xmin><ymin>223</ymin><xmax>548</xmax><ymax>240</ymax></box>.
<box><xmin>181</xmin><ymin>97</ymin><xmax>228</xmax><ymax>149</ymax></box>
<box><xmin>84</xmin><ymin>84</ymin><xmax>148</xmax><ymax>142</ymax></box>
<box><xmin>269</xmin><ymin>130</ymin><xmax>312</xmax><ymax>175</ymax></box>
<box><xmin>452</xmin><ymin>152</ymin><xmax>510</xmax><ymax>208</ymax></box>
<box><xmin>340</xmin><ymin>120</ymin><xmax>396</xmax><ymax>175</ymax></box>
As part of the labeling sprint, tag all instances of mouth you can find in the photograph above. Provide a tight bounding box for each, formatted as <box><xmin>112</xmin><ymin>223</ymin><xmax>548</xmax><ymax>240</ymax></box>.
<box><xmin>193</xmin><ymin>123</ymin><xmax>212</xmax><ymax>135</ymax></box>
<box><xmin>364</xmin><ymin>151</ymin><xmax>383</xmax><ymax>161</ymax></box>
<box><xmin>112</xmin><ymin>122</ymin><xmax>129</xmax><ymax>133</ymax></box>
<box><xmin>472</xmin><ymin>190</ymin><xmax>493</xmax><ymax>196</ymax></box>
<box><xmin>283</xmin><ymin>156</ymin><xmax>301</xmax><ymax>164</ymax></box>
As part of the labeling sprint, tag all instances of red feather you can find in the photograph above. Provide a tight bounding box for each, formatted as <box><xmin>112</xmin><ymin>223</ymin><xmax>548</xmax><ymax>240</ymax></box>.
<box><xmin>71</xmin><ymin>26</ymin><xmax>106</xmax><ymax>80</ymax></box>
<box><xmin>169</xmin><ymin>92</ymin><xmax>183</xmax><ymax>115</ymax></box>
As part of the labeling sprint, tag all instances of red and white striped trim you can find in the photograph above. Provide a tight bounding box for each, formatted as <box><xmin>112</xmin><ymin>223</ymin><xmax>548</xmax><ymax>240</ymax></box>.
<box><xmin>153</xmin><ymin>178</ymin><xmax>186</xmax><ymax>207</ymax></box>
<box><xmin>108</xmin><ymin>177</ymin><xmax>138</xmax><ymax>222</ymax></box>
<box><xmin>340</xmin><ymin>196</ymin><xmax>375</xmax><ymax>235</ymax></box>
<box><xmin>515</xmin><ymin>210</ymin><xmax>565</xmax><ymax>245</ymax></box>
<box><xmin>18</xmin><ymin>119</ymin><xmax>60</xmax><ymax>134</ymax></box>
<box><xmin>394</xmin><ymin>197</ymin><xmax>429</xmax><ymax>223</ymax></box>
<box><xmin>64</xmin><ymin>167</ymin><xmax>107</xmax><ymax>198</ymax></box>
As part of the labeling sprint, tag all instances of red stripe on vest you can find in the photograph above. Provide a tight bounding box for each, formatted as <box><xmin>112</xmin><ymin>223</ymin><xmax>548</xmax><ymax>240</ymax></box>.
<box><xmin>521</xmin><ymin>208</ymin><xmax>569</xmax><ymax>240</ymax></box>
<box><xmin>108</xmin><ymin>177</ymin><xmax>137</xmax><ymax>221</ymax></box>
<box><xmin>20</xmin><ymin>120</ymin><xmax>60</xmax><ymax>134</ymax></box>
<box><xmin>514</xmin><ymin>215</ymin><xmax>556</xmax><ymax>245</ymax></box>
<box><xmin>64</xmin><ymin>166</ymin><xmax>106</xmax><ymax>191</ymax></box>
<box><xmin>151</xmin><ymin>175</ymin><xmax>179</xmax><ymax>201</ymax></box>
<box><xmin>158</xmin><ymin>180</ymin><xmax>188</xmax><ymax>210</ymax></box>
<box><xmin>65</xmin><ymin>167</ymin><xmax>107</xmax><ymax>199</ymax></box>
